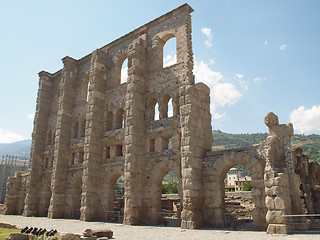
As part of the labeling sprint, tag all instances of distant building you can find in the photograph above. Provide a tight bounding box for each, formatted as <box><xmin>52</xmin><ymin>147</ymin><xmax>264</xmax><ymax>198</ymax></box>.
<box><xmin>225</xmin><ymin>167</ymin><xmax>251</xmax><ymax>192</ymax></box>
<box><xmin>0</xmin><ymin>156</ymin><xmax>28</xmax><ymax>203</ymax></box>
<box><xmin>235</xmin><ymin>176</ymin><xmax>252</xmax><ymax>191</ymax></box>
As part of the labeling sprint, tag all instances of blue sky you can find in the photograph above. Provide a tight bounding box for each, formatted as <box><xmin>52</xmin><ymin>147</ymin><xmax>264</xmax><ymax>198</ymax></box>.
<box><xmin>0</xmin><ymin>0</ymin><xmax>319</xmax><ymax>143</ymax></box>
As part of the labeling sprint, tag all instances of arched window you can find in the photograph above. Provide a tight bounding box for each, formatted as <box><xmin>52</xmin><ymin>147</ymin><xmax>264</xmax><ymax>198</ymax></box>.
<box><xmin>106</xmin><ymin>111</ymin><xmax>113</xmax><ymax>131</ymax></box>
<box><xmin>83</xmin><ymin>74</ymin><xmax>90</xmax><ymax>103</ymax></box>
<box><xmin>73</xmin><ymin>121</ymin><xmax>79</xmax><ymax>139</ymax></box>
<box><xmin>163</xmin><ymin>36</ymin><xmax>177</xmax><ymax>68</ymax></box>
<box><xmin>147</xmin><ymin>98</ymin><xmax>157</xmax><ymax>121</ymax></box>
<box><xmin>116</xmin><ymin>108</ymin><xmax>124</xmax><ymax>129</ymax></box>
<box><xmin>168</xmin><ymin>98</ymin><xmax>173</xmax><ymax>118</ymax></box>
<box><xmin>120</xmin><ymin>58</ymin><xmax>128</xmax><ymax>84</ymax></box>
<box><xmin>154</xmin><ymin>103</ymin><xmax>160</xmax><ymax>121</ymax></box>
<box><xmin>80</xmin><ymin>119</ymin><xmax>86</xmax><ymax>137</ymax></box>
<box><xmin>160</xmin><ymin>94</ymin><xmax>171</xmax><ymax>119</ymax></box>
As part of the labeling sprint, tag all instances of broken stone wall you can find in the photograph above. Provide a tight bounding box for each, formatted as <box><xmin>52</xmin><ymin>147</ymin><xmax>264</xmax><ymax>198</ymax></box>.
<box><xmin>293</xmin><ymin>148</ymin><xmax>320</xmax><ymax>214</ymax></box>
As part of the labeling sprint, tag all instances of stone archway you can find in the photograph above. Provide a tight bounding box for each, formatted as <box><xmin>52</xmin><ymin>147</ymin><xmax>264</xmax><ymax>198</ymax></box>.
<box><xmin>203</xmin><ymin>151</ymin><xmax>267</xmax><ymax>230</ymax></box>
<box><xmin>143</xmin><ymin>159</ymin><xmax>182</xmax><ymax>226</ymax></box>
<box><xmin>99</xmin><ymin>166</ymin><xmax>124</xmax><ymax>222</ymax></box>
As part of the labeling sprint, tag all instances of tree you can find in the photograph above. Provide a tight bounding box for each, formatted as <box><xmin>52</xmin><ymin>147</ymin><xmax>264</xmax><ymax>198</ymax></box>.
<box><xmin>243</xmin><ymin>181</ymin><xmax>252</xmax><ymax>191</ymax></box>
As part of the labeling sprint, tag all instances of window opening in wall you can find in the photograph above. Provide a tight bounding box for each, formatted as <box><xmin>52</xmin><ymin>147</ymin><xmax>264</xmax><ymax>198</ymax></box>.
<box><xmin>86</xmin><ymin>81</ymin><xmax>91</xmax><ymax>102</ymax></box>
<box><xmin>80</xmin><ymin>119</ymin><xmax>86</xmax><ymax>138</ymax></box>
<box><xmin>105</xmin><ymin>146</ymin><xmax>111</xmax><ymax>158</ymax></box>
<box><xmin>168</xmin><ymin>137</ymin><xmax>172</xmax><ymax>150</ymax></box>
<box><xmin>120</xmin><ymin>58</ymin><xmax>128</xmax><ymax>84</ymax></box>
<box><xmin>115</xmin><ymin>145</ymin><xmax>123</xmax><ymax>157</ymax></box>
<box><xmin>163</xmin><ymin>37</ymin><xmax>177</xmax><ymax>68</ymax></box>
<box><xmin>52</xmin><ymin>130</ymin><xmax>56</xmax><ymax>145</ymax></box>
<box><xmin>223</xmin><ymin>165</ymin><xmax>253</xmax><ymax>229</ymax></box>
<box><xmin>116</xmin><ymin>108</ymin><xmax>124</xmax><ymax>129</ymax></box>
<box><xmin>149</xmin><ymin>139</ymin><xmax>155</xmax><ymax>152</ymax></box>
<box><xmin>168</xmin><ymin>98</ymin><xmax>173</xmax><ymax>118</ymax></box>
<box><xmin>45</xmin><ymin>158</ymin><xmax>49</xmax><ymax>168</ymax></box>
<box><xmin>155</xmin><ymin>103</ymin><xmax>160</xmax><ymax>120</ymax></box>
<box><xmin>161</xmin><ymin>136</ymin><xmax>171</xmax><ymax>151</ymax></box>
<box><xmin>79</xmin><ymin>151</ymin><xmax>84</xmax><ymax>163</ymax></box>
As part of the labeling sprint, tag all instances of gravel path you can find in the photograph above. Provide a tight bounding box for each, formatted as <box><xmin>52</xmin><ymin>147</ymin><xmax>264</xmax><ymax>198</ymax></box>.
<box><xmin>1</xmin><ymin>215</ymin><xmax>319</xmax><ymax>240</ymax></box>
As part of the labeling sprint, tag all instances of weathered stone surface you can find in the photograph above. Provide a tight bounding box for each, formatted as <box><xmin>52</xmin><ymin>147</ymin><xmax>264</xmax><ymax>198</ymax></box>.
<box><xmin>60</xmin><ymin>233</ymin><xmax>81</xmax><ymax>240</ymax></box>
<box><xmin>91</xmin><ymin>230</ymin><xmax>113</xmax><ymax>238</ymax></box>
<box><xmin>82</xmin><ymin>229</ymin><xmax>92</xmax><ymax>237</ymax></box>
<box><xmin>5</xmin><ymin>233</ymin><xmax>33</xmax><ymax>240</ymax></box>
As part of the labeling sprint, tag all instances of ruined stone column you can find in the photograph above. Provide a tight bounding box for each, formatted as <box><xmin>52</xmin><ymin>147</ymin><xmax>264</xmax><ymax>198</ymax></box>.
<box><xmin>179</xmin><ymin>83</ymin><xmax>213</xmax><ymax>229</ymax></box>
<box><xmin>123</xmin><ymin>37</ymin><xmax>147</xmax><ymax>225</ymax></box>
<box><xmin>48</xmin><ymin>57</ymin><xmax>78</xmax><ymax>218</ymax></box>
<box><xmin>263</xmin><ymin>112</ymin><xmax>304</xmax><ymax>234</ymax></box>
<box><xmin>23</xmin><ymin>71</ymin><xmax>53</xmax><ymax>216</ymax></box>
<box><xmin>81</xmin><ymin>49</ymin><xmax>107</xmax><ymax>221</ymax></box>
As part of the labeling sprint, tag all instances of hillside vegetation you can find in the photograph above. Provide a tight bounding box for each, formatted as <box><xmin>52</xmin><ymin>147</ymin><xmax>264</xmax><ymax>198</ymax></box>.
<box><xmin>212</xmin><ymin>130</ymin><xmax>320</xmax><ymax>163</ymax></box>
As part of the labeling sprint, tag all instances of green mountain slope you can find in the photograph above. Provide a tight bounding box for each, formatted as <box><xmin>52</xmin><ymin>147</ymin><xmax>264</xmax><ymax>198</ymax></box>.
<box><xmin>212</xmin><ymin>130</ymin><xmax>320</xmax><ymax>162</ymax></box>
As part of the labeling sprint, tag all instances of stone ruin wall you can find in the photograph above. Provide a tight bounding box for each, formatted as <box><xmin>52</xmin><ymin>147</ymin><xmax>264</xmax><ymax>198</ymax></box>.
<box><xmin>4</xmin><ymin>3</ymin><xmax>320</xmax><ymax>234</ymax></box>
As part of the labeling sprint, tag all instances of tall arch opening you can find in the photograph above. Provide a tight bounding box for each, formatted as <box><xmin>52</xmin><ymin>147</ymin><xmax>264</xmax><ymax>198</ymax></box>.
<box><xmin>163</xmin><ymin>36</ymin><xmax>177</xmax><ymax>68</ymax></box>
<box><xmin>153</xmin><ymin>170</ymin><xmax>181</xmax><ymax>227</ymax></box>
<box><xmin>205</xmin><ymin>153</ymin><xmax>267</xmax><ymax>231</ymax></box>
<box><xmin>102</xmin><ymin>174</ymin><xmax>124</xmax><ymax>223</ymax></box>
<box><xmin>223</xmin><ymin>165</ymin><xmax>253</xmax><ymax>230</ymax></box>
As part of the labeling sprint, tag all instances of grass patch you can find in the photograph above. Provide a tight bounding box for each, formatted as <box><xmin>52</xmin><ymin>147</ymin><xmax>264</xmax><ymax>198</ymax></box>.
<box><xmin>0</xmin><ymin>227</ymin><xmax>20</xmax><ymax>240</ymax></box>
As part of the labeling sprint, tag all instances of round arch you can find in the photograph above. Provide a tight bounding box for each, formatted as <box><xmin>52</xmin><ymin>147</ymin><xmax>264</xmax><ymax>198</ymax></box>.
<box><xmin>145</xmin><ymin>159</ymin><xmax>182</xmax><ymax>225</ymax></box>
<box><xmin>204</xmin><ymin>152</ymin><xmax>267</xmax><ymax>230</ymax></box>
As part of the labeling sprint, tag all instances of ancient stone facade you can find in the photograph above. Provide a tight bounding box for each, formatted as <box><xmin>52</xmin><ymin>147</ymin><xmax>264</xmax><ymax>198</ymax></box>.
<box><xmin>4</xmin><ymin>4</ymin><xmax>319</xmax><ymax>234</ymax></box>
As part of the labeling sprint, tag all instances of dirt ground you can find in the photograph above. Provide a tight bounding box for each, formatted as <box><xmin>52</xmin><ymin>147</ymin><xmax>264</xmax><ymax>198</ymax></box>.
<box><xmin>1</xmin><ymin>215</ymin><xmax>320</xmax><ymax>240</ymax></box>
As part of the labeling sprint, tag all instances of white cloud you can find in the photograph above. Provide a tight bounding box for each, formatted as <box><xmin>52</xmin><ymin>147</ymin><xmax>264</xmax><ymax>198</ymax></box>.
<box><xmin>264</xmin><ymin>40</ymin><xmax>268</xmax><ymax>45</ymax></box>
<box><xmin>201</xmin><ymin>27</ymin><xmax>213</xmax><ymax>47</ymax></box>
<box><xmin>194</xmin><ymin>60</ymin><xmax>242</xmax><ymax>119</ymax></box>
<box><xmin>163</xmin><ymin>54</ymin><xmax>177</xmax><ymax>68</ymax></box>
<box><xmin>290</xmin><ymin>105</ymin><xmax>320</xmax><ymax>133</ymax></box>
<box><xmin>209</xmin><ymin>58</ymin><xmax>215</xmax><ymax>65</ymax></box>
<box><xmin>26</xmin><ymin>114</ymin><xmax>34</xmax><ymax>120</ymax></box>
<box><xmin>253</xmin><ymin>77</ymin><xmax>266</xmax><ymax>85</ymax></box>
<box><xmin>0</xmin><ymin>128</ymin><xmax>25</xmax><ymax>143</ymax></box>
<box><xmin>236</xmin><ymin>74</ymin><xmax>248</xmax><ymax>91</ymax></box>
<box><xmin>280</xmin><ymin>44</ymin><xmax>287</xmax><ymax>51</ymax></box>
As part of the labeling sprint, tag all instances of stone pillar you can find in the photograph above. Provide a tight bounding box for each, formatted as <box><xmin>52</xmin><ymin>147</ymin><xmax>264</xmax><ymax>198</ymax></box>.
<box><xmin>123</xmin><ymin>37</ymin><xmax>147</xmax><ymax>225</ymax></box>
<box><xmin>23</xmin><ymin>71</ymin><xmax>53</xmax><ymax>216</ymax></box>
<box><xmin>263</xmin><ymin>112</ymin><xmax>304</xmax><ymax>234</ymax></box>
<box><xmin>48</xmin><ymin>57</ymin><xmax>78</xmax><ymax>218</ymax></box>
<box><xmin>81</xmin><ymin>49</ymin><xmax>107</xmax><ymax>221</ymax></box>
<box><xmin>180</xmin><ymin>83</ymin><xmax>213</xmax><ymax>229</ymax></box>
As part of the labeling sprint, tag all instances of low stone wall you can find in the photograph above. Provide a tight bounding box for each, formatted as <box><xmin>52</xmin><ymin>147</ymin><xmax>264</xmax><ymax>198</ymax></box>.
<box><xmin>225</xmin><ymin>191</ymin><xmax>252</xmax><ymax>199</ymax></box>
